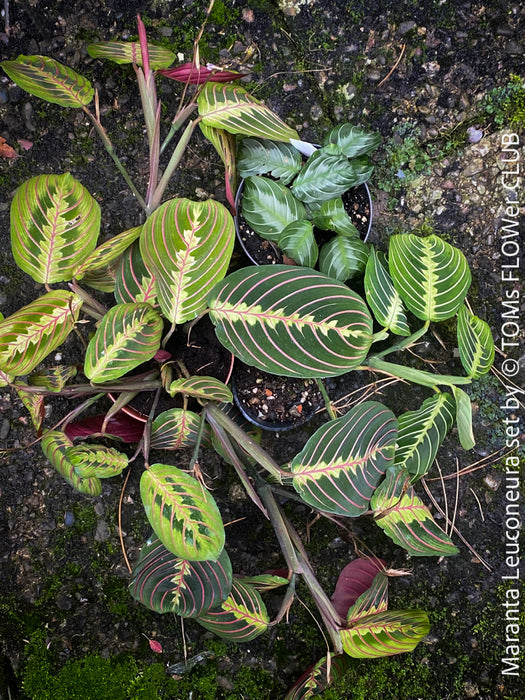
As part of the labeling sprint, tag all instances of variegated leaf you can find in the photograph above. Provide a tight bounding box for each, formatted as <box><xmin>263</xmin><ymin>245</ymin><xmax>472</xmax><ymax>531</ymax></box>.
<box><xmin>237</xmin><ymin>138</ymin><xmax>302</xmax><ymax>185</ymax></box>
<box><xmin>457</xmin><ymin>305</ymin><xmax>495</xmax><ymax>378</ymax></box>
<box><xmin>114</xmin><ymin>240</ymin><xmax>157</xmax><ymax>306</ymax></box>
<box><xmin>452</xmin><ymin>386</ymin><xmax>475</xmax><ymax>450</ymax></box>
<box><xmin>341</xmin><ymin>609</ymin><xmax>430</xmax><ymax>658</ymax></box>
<box><xmin>371</xmin><ymin>467</ymin><xmax>459</xmax><ymax>556</ymax></box>
<box><xmin>208</xmin><ymin>265</ymin><xmax>374</xmax><ymax>379</ymax></box>
<box><xmin>346</xmin><ymin>571</ymin><xmax>389</xmax><ymax>624</ymax></box>
<box><xmin>15</xmin><ymin>383</ymin><xmax>45</xmax><ymax>432</ymax></box>
<box><xmin>140</xmin><ymin>198</ymin><xmax>234</xmax><ymax>324</ymax></box>
<box><xmin>292</xmin><ymin>150</ymin><xmax>370</xmax><ymax>203</ymax></box>
<box><xmin>1</xmin><ymin>55</ymin><xmax>94</xmax><ymax>107</ymax></box>
<box><xmin>199</xmin><ymin>123</ymin><xmax>238</xmax><ymax>211</ymax></box>
<box><xmin>66</xmin><ymin>444</ymin><xmax>129</xmax><ymax>478</ymax></box>
<box><xmin>11</xmin><ymin>173</ymin><xmax>101</xmax><ymax>284</ymax></box>
<box><xmin>129</xmin><ymin>535</ymin><xmax>232</xmax><ymax>616</ymax></box>
<box><xmin>364</xmin><ymin>248</ymin><xmax>410</xmax><ymax>335</ymax></box>
<box><xmin>239</xmin><ymin>574</ymin><xmax>290</xmax><ymax>592</ymax></box>
<box><xmin>241</xmin><ymin>176</ymin><xmax>307</xmax><ymax>242</ymax></box>
<box><xmin>291</xmin><ymin>401</ymin><xmax>398</xmax><ymax>516</ymax></box>
<box><xmin>81</xmin><ymin>266</ymin><xmax>117</xmax><ymax>293</ymax></box>
<box><xmin>87</xmin><ymin>41</ymin><xmax>175</xmax><ymax>69</ymax></box>
<box><xmin>195</xmin><ymin>578</ymin><xmax>269</xmax><ymax>642</ymax></box>
<box><xmin>0</xmin><ymin>291</ymin><xmax>82</xmax><ymax>376</ymax></box>
<box><xmin>150</xmin><ymin>409</ymin><xmax>212</xmax><ymax>450</ymax></box>
<box><xmin>312</xmin><ymin>197</ymin><xmax>360</xmax><ymax>238</ymax></box>
<box><xmin>0</xmin><ymin>368</ymin><xmax>14</xmax><ymax>387</ymax></box>
<box><xmin>74</xmin><ymin>226</ymin><xmax>141</xmax><ymax>280</ymax></box>
<box><xmin>319</xmin><ymin>236</ymin><xmax>369</xmax><ymax>282</ymax></box>
<box><xmin>168</xmin><ymin>376</ymin><xmax>233</xmax><ymax>403</ymax></box>
<box><xmin>84</xmin><ymin>303</ymin><xmax>163</xmax><ymax>384</ymax></box>
<box><xmin>394</xmin><ymin>393</ymin><xmax>455</xmax><ymax>481</ymax></box>
<box><xmin>41</xmin><ymin>431</ymin><xmax>101</xmax><ymax>495</ymax></box>
<box><xmin>331</xmin><ymin>557</ymin><xmax>386</xmax><ymax>619</ymax></box>
<box><xmin>27</xmin><ymin>365</ymin><xmax>77</xmax><ymax>392</ymax></box>
<box><xmin>323</xmin><ymin>124</ymin><xmax>381</xmax><ymax>158</ymax></box>
<box><xmin>198</xmin><ymin>83</ymin><xmax>299</xmax><ymax>142</ymax></box>
<box><xmin>278</xmin><ymin>220</ymin><xmax>318</xmax><ymax>268</ymax></box>
<box><xmin>284</xmin><ymin>655</ymin><xmax>352</xmax><ymax>700</ymax></box>
<box><xmin>389</xmin><ymin>234</ymin><xmax>471</xmax><ymax>322</ymax></box>
<box><xmin>140</xmin><ymin>463</ymin><xmax>225</xmax><ymax>561</ymax></box>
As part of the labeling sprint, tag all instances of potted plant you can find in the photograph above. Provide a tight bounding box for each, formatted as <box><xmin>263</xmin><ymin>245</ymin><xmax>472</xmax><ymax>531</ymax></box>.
<box><xmin>0</xmin><ymin>7</ymin><xmax>495</xmax><ymax>699</ymax></box>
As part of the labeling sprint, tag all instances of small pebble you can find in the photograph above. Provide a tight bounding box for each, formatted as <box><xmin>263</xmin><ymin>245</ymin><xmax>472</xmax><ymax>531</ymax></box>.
<box><xmin>64</xmin><ymin>511</ymin><xmax>75</xmax><ymax>527</ymax></box>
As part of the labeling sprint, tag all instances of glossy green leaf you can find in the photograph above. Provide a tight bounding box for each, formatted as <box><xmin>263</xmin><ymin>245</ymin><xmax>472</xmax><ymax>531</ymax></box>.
<box><xmin>312</xmin><ymin>197</ymin><xmax>360</xmax><ymax>238</ymax></box>
<box><xmin>74</xmin><ymin>226</ymin><xmax>141</xmax><ymax>280</ymax></box>
<box><xmin>278</xmin><ymin>220</ymin><xmax>318</xmax><ymax>267</ymax></box>
<box><xmin>11</xmin><ymin>173</ymin><xmax>101</xmax><ymax>284</ymax></box>
<box><xmin>1</xmin><ymin>55</ymin><xmax>93</xmax><ymax>107</ymax></box>
<box><xmin>452</xmin><ymin>386</ymin><xmax>476</xmax><ymax>450</ymax></box>
<box><xmin>364</xmin><ymin>248</ymin><xmax>410</xmax><ymax>336</ymax></box>
<box><xmin>389</xmin><ymin>234</ymin><xmax>471</xmax><ymax>322</ymax></box>
<box><xmin>371</xmin><ymin>466</ymin><xmax>459</xmax><ymax>556</ymax></box>
<box><xmin>291</xmin><ymin>401</ymin><xmax>398</xmax><ymax>516</ymax></box>
<box><xmin>237</xmin><ymin>138</ymin><xmax>302</xmax><ymax>185</ymax></box>
<box><xmin>198</xmin><ymin>83</ymin><xmax>299</xmax><ymax>142</ymax></box>
<box><xmin>0</xmin><ymin>291</ymin><xmax>82</xmax><ymax>376</ymax></box>
<box><xmin>84</xmin><ymin>303</ymin><xmax>163</xmax><ymax>383</ymax></box>
<box><xmin>81</xmin><ymin>266</ymin><xmax>118</xmax><ymax>293</ymax></box>
<box><xmin>87</xmin><ymin>41</ymin><xmax>175</xmax><ymax>69</ymax></box>
<box><xmin>323</xmin><ymin>124</ymin><xmax>381</xmax><ymax>158</ymax></box>
<box><xmin>341</xmin><ymin>609</ymin><xmax>430</xmax><ymax>658</ymax></box>
<box><xmin>195</xmin><ymin>578</ymin><xmax>269</xmax><ymax>642</ymax></box>
<box><xmin>150</xmin><ymin>409</ymin><xmax>212</xmax><ymax>451</ymax></box>
<box><xmin>168</xmin><ymin>376</ymin><xmax>233</xmax><ymax>403</ymax></box>
<box><xmin>140</xmin><ymin>463</ymin><xmax>225</xmax><ymax>561</ymax></box>
<box><xmin>292</xmin><ymin>150</ymin><xmax>366</xmax><ymax>203</ymax></box>
<box><xmin>27</xmin><ymin>365</ymin><xmax>77</xmax><ymax>392</ymax></box>
<box><xmin>129</xmin><ymin>535</ymin><xmax>232</xmax><ymax>616</ymax></box>
<box><xmin>66</xmin><ymin>444</ymin><xmax>129</xmax><ymax>478</ymax></box>
<box><xmin>457</xmin><ymin>305</ymin><xmax>494</xmax><ymax>378</ymax></box>
<box><xmin>140</xmin><ymin>198</ymin><xmax>234</xmax><ymax>324</ymax></box>
<box><xmin>209</xmin><ymin>265</ymin><xmax>374</xmax><ymax>378</ymax></box>
<box><xmin>41</xmin><ymin>431</ymin><xmax>101</xmax><ymax>495</ymax></box>
<box><xmin>241</xmin><ymin>176</ymin><xmax>307</xmax><ymax>242</ymax></box>
<box><xmin>239</xmin><ymin>574</ymin><xmax>290</xmax><ymax>592</ymax></box>
<box><xmin>284</xmin><ymin>655</ymin><xmax>352</xmax><ymax>700</ymax></box>
<box><xmin>319</xmin><ymin>236</ymin><xmax>369</xmax><ymax>282</ymax></box>
<box><xmin>347</xmin><ymin>570</ymin><xmax>389</xmax><ymax>623</ymax></box>
<box><xmin>394</xmin><ymin>393</ymin><xmax>455</xmax><ymax>481</ymax></box>
<box><xmin>114</xmin><ymin>240</ymin><xmax>157</xmax><ymax>306</ymax></box>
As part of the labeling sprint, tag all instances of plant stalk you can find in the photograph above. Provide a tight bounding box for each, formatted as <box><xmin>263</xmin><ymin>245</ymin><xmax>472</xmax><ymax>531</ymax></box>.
<box><xmin>370</xmin><ymin>321</ymin><xmax>430</xmax><ymax>359</ymax></box>
<box><xmin>363</xmin><ymin>356</ymin><xmax>471</xmax><ymax>388</ymax></box>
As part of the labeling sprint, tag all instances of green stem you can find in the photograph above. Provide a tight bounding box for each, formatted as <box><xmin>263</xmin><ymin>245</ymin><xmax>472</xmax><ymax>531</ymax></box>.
<box><xmin>258</xmin><ymin>483</ymin><xmax>303</xmax><ymax>574</ymax></box>
<box><xmin>316</xmin><ymin>378</ymin><xmax>337</xmax><ymax>420</ymax></box>
<box><xmin>363</xmin><ymin>356</ymin><xmax>471</xmax><ymax>388</ymax></box>
<box><xmin>371</xmin><ymin>321</ymin><xmax>430</xmax><ymax>359</ymax></box>
<box><xmin>160</xmin><ymin>103</ymin><xmax>198</xmax><ymax>155</ymax></box>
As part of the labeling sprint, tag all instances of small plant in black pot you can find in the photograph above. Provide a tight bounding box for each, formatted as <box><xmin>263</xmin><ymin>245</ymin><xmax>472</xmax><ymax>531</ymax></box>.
<box><xmin>235</xmin><ymin>125</ymin><xmax>380</xmax><ymax>280</ymax></box>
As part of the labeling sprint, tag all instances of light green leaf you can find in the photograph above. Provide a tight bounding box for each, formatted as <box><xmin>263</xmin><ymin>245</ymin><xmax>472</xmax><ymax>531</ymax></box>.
<box><xmin>87</xmin><ymin>41</ymin><xmax>175</xmax><ymax>69</ymax></box>
<box><xmin>74</xmin><ymin>226</ymin><xmax>141</xmax><ymax>280</ymax></box>
<box><xmin>341</xmin><ymin>609</ymin><xmax>430</xmax><ymax>658</ymax></box>
<box><xmin>312</xmin><ymin>197</ymin><xmax>360</xmax><ymax>238</ymax></box>
<box><xmin>292</xmin><ymin>150</ymin><xmax>367</xmax><ymax>203</ymax></box>
<box><xmin>11</xmin><ymin>174</ymin><xmax>101</xmax><ymax>284</ymax></box>
<box><xmin>364</xmin><ymin>248</ymin><xmax>410</xmax><ymax>335</ymax></box>
<box><xmin>319</xmin><ymin>236</ymin><xmax>369</xmax><ymax>282</ymax></box>
<box><xmin>114</xmin><ymin>240</ymin><xmax>157</xmax><ymax>306</ymax></box>
<box><xmin>452</xmin><ymin>386</ymin><xmax>476</xmax><ymax>450</ymax></box>
<box><xmin>41</xmin><ymin>431</ymin><xmax>101</xmax><ymax>495</ymax></box>
<box><xmin>323</xmin><ymin>124</ymin><xmax>381</xmax><ymax>158</ymax></box>
<box><xmin>237</xmin><ymin>138</ymin><xmax>302</xmax><ymax>184</ymax></box>
<box><xmin>457</xmin><ymin>305</ymin><xmax>495</xmax><ymax>378</ymax></box>
<box><xmin>140</xmin><ymin>463</ymin><xmax>225</xmax><ymax>561</ymax></box>
<box><xmin>168</xmin><ymin>376</ymin><xmax>233</xmax><ymax>403</ymax></box>
<box><xmin>278</xmin><ymin>220</ymin><xmax>318</xmax><ymax>267</ymax></box>
<box><xmin>66</xmin><ymin>444</ymin><xmax>129</xmax><ymax>478</ymax></box>
<box><xmin>150</xmin><ymin>409</ymin><xmax>211</xmax><ymax>451</ymax></box>
<box><xmin>241</xmin><ymin>176</ymin><xmax>307</xmax><ymax>242</ymax></box>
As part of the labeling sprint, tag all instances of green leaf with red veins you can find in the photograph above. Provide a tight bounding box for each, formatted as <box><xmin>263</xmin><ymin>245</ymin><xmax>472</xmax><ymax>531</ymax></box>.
<box><xmin>341</xmin><ymin>609</ymin><xmax>430</xmax><ymax>658</ymax></box>
<box><xmin>74</xmin><ymin>226</ymin><xmax>141</xmax><ymax>280</ymax></box>
<box><xmin>284</xmin><ymin>655</ymin><xmax>352</xmax><ymax>700</ymax></box>
<box><xmin>84</xmin><ymin>302</ymin><xmax>163</xmax><ymax>384</ymax></box>
<box><xmin>114</xmin><ymin>240</ymin><xmax>158</xmax><ymax>306</ymax></box>
<box><xmin>0</xmin><ymin>291</ymin><xmax>82</xmax><ymax>376</ymax></box>
<box><xmin>41</xmin><ymin>431</ymin><xmax>101</xmax><ymax>496</ymax></box>
<box><xmin>11</xmin><ymin>173</ymin><xmax>101</xmax><ymax>284</ymax></box>
<box><xmin>66</xmin><ymin>444</ymin><xmax>129</xmax><ymax>478</ymax></box>
<box><xmin>87</xmin><ymin>41</ymin><xmax>175</xmax><ymax>69</ymax></box>
<box><xmin>150</xmin><ymin>409</ymin><xmax>212</xmax><ymax>451</ymax></box>
<box><xmin>168</xmin><ymin>376</ymin><xmax>233</xmax><ymax>403</ymax></box>
<box><xmin>140</xmin><ymin>463</ymin><xmax>225</xmax><ymax>562</ymax></box>
<box><xmin>140</xmin><ymin>198</ymin><xmax>234</xmax><ymax>324</ymax></box>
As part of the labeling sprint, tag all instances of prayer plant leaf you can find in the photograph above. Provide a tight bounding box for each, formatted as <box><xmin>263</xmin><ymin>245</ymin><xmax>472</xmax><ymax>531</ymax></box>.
<box><xmin>84</xmin><ymin>303</ymin><xmax>163</xmax><ymax>384</ymax></box>
<box><xmin>168</xmin><ymin>376</ymin><xmax>233</xmax><ymax>403</ymax></box>
<box><xmin>0</xmin><ymin>290</ymin><xmax>82</xmax><ymax>376</ymax></box>
<box><xmin>241</xmin><ymin>176</ymin><xmax>307</xmax><ymax>242</ymax></box>
<box><xmin>114</xmin><ymin>240</ymin><xmax>157</xmax><ymax>306</ymax></box>
<box><xmin>15</xmin><ymin>384</ymin><xmax>45</xmax><ymax>432</ymax></box>
<box><xmin>41</xmin><ymin>431</ymin><xmax>101</xmax><ymax>496</ymax></box>
<box><xmin>11</xmin><ymin>173</ymin><xmax>101</xmax><ymax>284</ymax></box>
<box><xmin>319</xmin><ymin>236</ymin><xmax>369</xmax><ymax>282</ymax></box>
<box><xmin>331</xmin><ymin>557</ymin><xmax>387</xmax><ymax>619</ymax></box>
<box><xmin>140</xmin><ymin>463</ymin><xmax>225</xmax><ymax>562</ymax></box>
<box><xmin>87</xmin><ymin>41</ymin><xmax>176</xmax><ymax>69</ymax></box>
<box><xmin>452</xmin><ymin>386</ymin><xmax>476</xmax><ymax>450</ymax></box>
<box><xmin>208</xmin><ymin>265</ymin><xmax>374</xmax><ymax>379</ymax></box>
<box><xmin>312</xmin><ymin>197</ymin><xmax>360</xmax><ymax>238</ymax></box>
<box><xmin>150</xmin><ymin>408</ymin><xmax>212</xmax><ymax>450</ymax></box>
<box><xmin>129</xmin><ymin>535</ymin><xmax>232</xmax><ymax>616</ymax></box>
<box><xmin>292</xmin><ymin>150</ymin><xmax>370</xmax><ymax>203</ymax></box>
<box><xmin>1</xmin><ymin>55</ymin><xmax>94</xmax><ymax>107</ymax></box>
<box><xmin>66</xmin><ymin>444</ymin><xmax>129</xmax><ymax>478</ymax></box>
<box><xmin>199</xmin><ymin>123</ymin><xmax>238</xmax><ymax>211</ymax></box>
<box><xmin>371</xmin><ymin>466</ymin><xmax>459</xmax><ymax>556</ymax></box>
<box><xmin>195</xmin><ymin>578</ymin><xmax>269</xmax><ymax>642</ymax></box>
<box><xmin>27</xmin><ymin>365</ymin><xmax>77</xmax><ymax>392</ymax></box>
<box><xmin>74</xmin><ymin>226</ymin><xmax>141</xmax><ymax>280</ymax></box>
<box><xmin>457</xmin><ymin>305</ymin><xmax>495</xmax><ymax>378</ymax></box>
<box><xmin>364</xmin><ymin>248</ymin><xmax>410</xmax><ymax>336</ymax></box>
<box><xmin>284</xmin><ymin>655</ymin><xmax>352</xmax><ymax>700</ymax></box>
<box><xmin>198</xmin><ymin>83</ymin><xmax>299</xmax><ymax>142</ymax></box>
<box><xmin>237</xmin><ymin>138</ymin><xmax>303</xmax><ymax>185</ymax></box>
<box><xmin>340</xmin><ymin>609</ymin><xmax>430</xmax><ymax>659</ymax></box>
<box><xmin>291</xmin><ymin>401</ymin><xmax>398</xmax><ymax>517</ymax></box>
<box><xmin>239</xmin><ymin>574</ymin><xmax>290</xmax><ymax>592</ymax></box>
<box><xmin>394</xmin><ymin>392</ymin><xmax>455</xmax><ymax>482</ymax></box>
<box><xmin>389</xmin><ymin>234</ymin><xmax>471</xmax><ymax>322</ymax></box>
<box><xmin>140</xmin><ymin>198</ymin><xmax>234</xmax><ymax>324</ymax></box>
<box><xmin>323</xmin><ymin>124</ymin><xmax>381</xmax><ymax>158</ymax></box>
<box><xmin>278</xmin><ymin>220</ymin><xmax>318</xmax><ymax>268</ymax></box>
<box><xmin>346</xmin><ymin>570</ymin><xmax>389</xmax><ymax>624</ymax></box>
